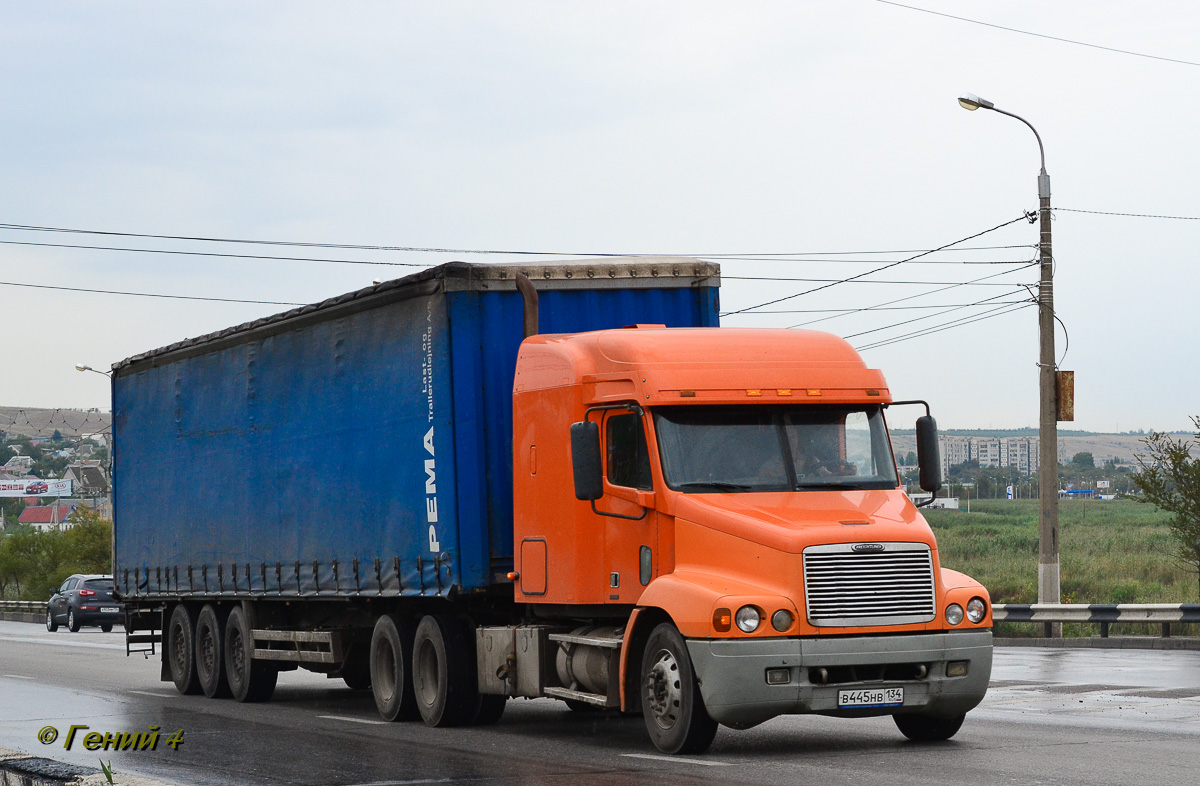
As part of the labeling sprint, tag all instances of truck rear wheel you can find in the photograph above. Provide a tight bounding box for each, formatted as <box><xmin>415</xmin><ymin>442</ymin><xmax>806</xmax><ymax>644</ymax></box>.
<box><xmin>224</xmin><ymin>606</ymin><xmax>277</xmax><ymax>702</ymax></box>
<box><xmin>196</xmin><ymin>604</ymin><xmax>231</xmax><ymax>698</ymax></box>
<box><xmin>640</xmin><ymin>622</ymin><xmax>718</xmax><ymax>754</ymax></box>
<box><xmin>412</xmin><ymin>614</ymin><xmax>477</xmax><ymax>727</ymax></box>
<box><xmin>894</xmin><ymin>712</ymin><xmax>965</xmax><ymax>742</ymax></box>
<box><xmin>370</xmin><ymin>614</ymin><xmax>418</xmax><ymax>721</ymax></box>
<box><xmin>167</xmin><ymin>604</ymin><xmax>202</xmax><ymax>695</ymax></box>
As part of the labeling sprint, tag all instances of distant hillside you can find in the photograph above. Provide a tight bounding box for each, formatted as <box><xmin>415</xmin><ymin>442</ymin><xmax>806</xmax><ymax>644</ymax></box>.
<box><xmin>0</xmin><ymin>406</ymin><xmax>111</xmax><ymax>441</ymax></box>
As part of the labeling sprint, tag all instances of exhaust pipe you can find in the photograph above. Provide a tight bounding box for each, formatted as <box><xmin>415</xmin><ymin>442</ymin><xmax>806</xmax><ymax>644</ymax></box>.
<box><xmin>514</xmin><ymin>272</ymin><xmax>539</xmax><ymax>339</ymax></box>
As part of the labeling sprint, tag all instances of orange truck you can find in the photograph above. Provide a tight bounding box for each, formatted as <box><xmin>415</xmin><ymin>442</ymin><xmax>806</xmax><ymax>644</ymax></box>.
<box><xmin>114</xmin><ymin>260</ymin><xmax>990</xmax><ymax>756</ymax></box>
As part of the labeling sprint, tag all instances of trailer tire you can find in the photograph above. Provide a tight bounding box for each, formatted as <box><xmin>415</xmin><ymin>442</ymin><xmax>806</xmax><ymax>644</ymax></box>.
<box><xmin>167</xmin><ymin>604</ymin><xmax>202</xmax><ymax>695</ymax></box>
<box><xmin>412</xmin><ymin>614</ymin><xmax>476</xmax><ymax>727</ymax></box>
<box><xmin>224</xmin><ymin>606</ymin><xmax>277</xmax><ymax>702</ymax></box>
<box><xmin>640</xmin><ymin>622</ymin><xmax>718</xmax><ymax>755</ymax></box>
<box><xmin>894</xmin><ymin>712</ymin><xmax>965</xmax><ymax>742</ymax></box>
<box><xmin>370</xmin><ymin>614</ymin><xmax>418</xmax><ymax>721</ymax></box>
<box><xmin>196</xmin><ymin>604</ymin><xmax>231</xmax><ymax>698</ymax></box>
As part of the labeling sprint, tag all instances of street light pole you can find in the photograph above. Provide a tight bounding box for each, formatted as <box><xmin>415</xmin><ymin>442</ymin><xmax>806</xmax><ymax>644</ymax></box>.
<box><xmin>958</xmin><ymin>94</ymin><xmax>1060</xmax><ymax>621</ymax></box>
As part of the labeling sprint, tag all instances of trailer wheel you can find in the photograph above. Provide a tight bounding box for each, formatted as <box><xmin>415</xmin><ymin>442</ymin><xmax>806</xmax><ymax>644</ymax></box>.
<box><xmin>167</xmin><ymin>604</ymin><xmax>202</xmax><ymax>695</ymax></box>
<box><xmin>893</xmin><ymin>712</ymin><xmax>965</xmax><ymax>742</ymax></box>
<box><xmin>224</xmin><ymin>606</ymin><xmax>277</xmax><ymax>702</ymax></box>
<box><xmin>640</xmin><ymin>622</ymin><xmax>718</xmax><ymax>754</ymax></box>
<box><xmin>412</xmin><ymin>614</ymin><xmax>477</xmax><ymax>727</ymax></box>
<box><xmin>196</xmin><ymin>604</ymin><xmax>231</xmax><ymax>698</ymax></box>
<box><xmin>370</xmin><ymin>615</ymin><xmax>418</xmax><ymax>721</ymax></box>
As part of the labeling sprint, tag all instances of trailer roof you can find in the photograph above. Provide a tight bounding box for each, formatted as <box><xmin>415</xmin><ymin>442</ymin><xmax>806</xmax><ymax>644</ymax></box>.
<box><xmin>113</xmin><ymin>258</ymin><xmax>719</xmax><ymax>373</ymax></box>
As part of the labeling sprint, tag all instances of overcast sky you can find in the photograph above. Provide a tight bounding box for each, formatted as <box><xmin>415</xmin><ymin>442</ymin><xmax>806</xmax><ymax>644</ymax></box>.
<box><xmin>1</xmin><ymin>1</ymin><xmax>1196</xmax><ymax>433</ymax></box>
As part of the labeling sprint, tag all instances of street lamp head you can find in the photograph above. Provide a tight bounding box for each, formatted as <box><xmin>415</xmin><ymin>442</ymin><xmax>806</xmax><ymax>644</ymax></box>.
<box><xmin>75</xmin><ymin>363</ymin><xmax>92</xmax><ymax>373</ymax></box>
<box><xmin>958</xmin><ymin>93</ymin><xmax>994</xmax><ymax>111</ymax></box>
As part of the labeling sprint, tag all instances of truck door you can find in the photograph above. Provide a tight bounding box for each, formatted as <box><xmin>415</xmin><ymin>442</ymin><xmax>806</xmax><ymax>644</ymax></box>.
<box><xmin>600</xmin><ymin>410</ymin><xmax>657</xmax><ymax>604</ymax></box>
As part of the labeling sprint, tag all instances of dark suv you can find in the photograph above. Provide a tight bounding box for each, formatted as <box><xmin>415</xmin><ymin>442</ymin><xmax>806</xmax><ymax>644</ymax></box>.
<box><xmin>46</xmin><ymin>574</ymin><xmax>123</xmax><ymax>633</ymax></box>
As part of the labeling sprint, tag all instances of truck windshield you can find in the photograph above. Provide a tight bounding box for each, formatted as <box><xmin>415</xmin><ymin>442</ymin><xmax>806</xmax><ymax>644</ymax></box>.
<box><xmin>653</xmin><ymin>404</ymin><xmax>899</xmax><ymax>493</ymax></box>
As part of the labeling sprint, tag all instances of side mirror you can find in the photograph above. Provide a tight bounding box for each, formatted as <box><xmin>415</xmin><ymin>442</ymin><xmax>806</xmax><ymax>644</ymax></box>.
<box><xmin>570</xmin><ymin>421</ymin><xmax>603</xmax><ymax>501</ymax></box>
<box><xmin>916</xmin><ymin>415</ymin><xmax>942</xmax><ymax>493</ymax></box>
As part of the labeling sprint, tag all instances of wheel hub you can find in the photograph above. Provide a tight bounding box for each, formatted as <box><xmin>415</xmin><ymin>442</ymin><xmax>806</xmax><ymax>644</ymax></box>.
<box><xmin>643</xmin><ymin>649</ymin><xmax>682</xmax><ymax>730</ymax></box>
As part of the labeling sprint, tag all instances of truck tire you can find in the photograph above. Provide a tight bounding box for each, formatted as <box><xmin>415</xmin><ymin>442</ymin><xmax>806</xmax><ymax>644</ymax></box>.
<box><xmin>412</xmin><ymin>614</ymin><xmax>477</xmax><ymax>727</ymax></box>
<box><xmin>370</xmin><ymin>615</ymin><xmax>418</xmax><ymax>721</ymax></box>
<box><xmin>470</xmin><ymin>694</ymin><xmax>507</xmax><ymax>726</ymax></box>
<box><xmin>167</xmin><ymin>604</ymin><xmax>202</xmax><ymax>695</ymax></box>
<box><xmin>46</xmin><ymin>609</ymin><xmax>58</xmax><ymax>632</ymax></box>
<box><xmin>196</xmin><ymin>604</ymin><xmax>232</xmax><ymax>699</ymax></box>
<box><xmin>894</xmin><ymin>712</ymin><xmax>965</xmax><ymax>742</ymax></box>
<box><xmin>640</xmin><ymin>622</ymin><xmax>718</xmax><ymax>754</ymax></box>
<box><xmin>224</xmin><ymin>606</ymin><xmax>278</xmax><ymax>702</ymax></box>
<box><xmin>341</xmin><ymin>642</ymin><xmax>372</xmax><ymax>691</ymax></box>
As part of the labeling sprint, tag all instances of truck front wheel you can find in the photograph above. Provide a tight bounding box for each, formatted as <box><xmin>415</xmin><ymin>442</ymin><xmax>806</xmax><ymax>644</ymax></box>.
<box><xmin>167</xmin><ymin>605</ymin><xmax>202</xmax><ymax>695</ymax></box>
<box><xmin>412</xmin><ymin>614</ymin><xmax>477</xmax><ymax>727</ymax></box>
<box><xmin>370</xmin><ymin>614</ymin><xmax>418</xmax><ymax>721</ymax></box>
<box><xmin>894</xmin><ymin>712</ymin><xmax>965</xmax><ymax>742</ymax></box>
<box><xmin>224</xmin><ymin>606</ymin><xmax>277</xmax><ymax>702</ymax></box>
<box><xmin>640</xmin><ymin>623</ymin><xmax>718</xmax><ymax>755</ymax></box>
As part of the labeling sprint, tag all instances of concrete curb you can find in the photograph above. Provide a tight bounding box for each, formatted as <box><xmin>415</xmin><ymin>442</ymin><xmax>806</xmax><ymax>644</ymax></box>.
<box><xmin>0</xmin><ymin>745</ymin><xmax>173</xmax><ymax>786</ymax></box>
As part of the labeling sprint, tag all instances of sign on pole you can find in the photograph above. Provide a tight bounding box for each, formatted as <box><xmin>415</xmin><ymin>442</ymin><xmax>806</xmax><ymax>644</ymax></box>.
<box><xmin>1006</xmin><ymin>485</ymin><xmax>1014</xmax><ymax>500</ymax></box>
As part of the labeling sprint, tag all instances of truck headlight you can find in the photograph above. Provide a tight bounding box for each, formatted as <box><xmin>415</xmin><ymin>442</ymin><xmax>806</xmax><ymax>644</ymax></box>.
<box><xmin>966</xmin><ymin>597</ymin><xmax>987</xmax><ymax>623</ymax></box>
<box><xmin>771</xmin><ymin>609</ymin><xmax>793</xmax><ymax>632</ymax></box>
<box><xmin>945</xmin><ymin>603</ymin><xmax>964</xmax><ymax>626</ymax></box>
<box><xmin>735</xmin><ymin>605</ymin><xmax>761</xmax><ymax>633</ymax></box>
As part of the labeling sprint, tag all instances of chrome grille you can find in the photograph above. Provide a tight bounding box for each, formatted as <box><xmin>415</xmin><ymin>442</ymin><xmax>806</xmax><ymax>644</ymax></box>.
<box><xmin>803</xmin><ymin>543</ymin><xmax>936</xmax><ymax>627</ymax></box>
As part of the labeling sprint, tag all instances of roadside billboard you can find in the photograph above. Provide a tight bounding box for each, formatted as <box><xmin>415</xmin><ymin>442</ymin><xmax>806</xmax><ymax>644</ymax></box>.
<box><xmin>0</xmin><ymin>479</ymin><xmax>72</xmax><ymax>497</ymax></box>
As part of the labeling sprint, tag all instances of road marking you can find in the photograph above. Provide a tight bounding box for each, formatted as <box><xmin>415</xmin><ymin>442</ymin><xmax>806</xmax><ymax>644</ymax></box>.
<box><xmin>2</xmin><ymin>674</ymin><xmax>35</xmax><ymax>680</ymax></box>
<box><xmin>317</xmin><ymin>714</ymin><xmax>389</xmax><ymax>726</ymax></box>
<box><xmin>621</xmin><ymin>753</ymin><xmax>732</xmax><ymax>766</ymax></box>
<box><xmin>129</xmin><ymin>690</ymin><xmax>176</xmax><ymax>698</ymax></box>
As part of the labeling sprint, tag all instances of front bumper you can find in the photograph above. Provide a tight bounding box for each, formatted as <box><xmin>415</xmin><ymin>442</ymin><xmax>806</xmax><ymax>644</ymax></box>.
<box><xmin>686</xmin><ymin>630</ymin><xmax>992</xmax><ymax>729</ymax></box>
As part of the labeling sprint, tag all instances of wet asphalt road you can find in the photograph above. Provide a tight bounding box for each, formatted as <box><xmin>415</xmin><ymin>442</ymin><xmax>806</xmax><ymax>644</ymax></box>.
<box><xmin>3</xmin><ymin>620</ymin><xmax>1200</xmax><ymax>786</ymax></box>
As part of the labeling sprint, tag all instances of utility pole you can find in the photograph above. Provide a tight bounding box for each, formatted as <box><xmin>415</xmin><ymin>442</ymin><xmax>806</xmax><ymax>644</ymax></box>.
<box><xmin>958</xmin><ymin>94</ymin><xmax>1060</xmax><ymax>633</ymax></box>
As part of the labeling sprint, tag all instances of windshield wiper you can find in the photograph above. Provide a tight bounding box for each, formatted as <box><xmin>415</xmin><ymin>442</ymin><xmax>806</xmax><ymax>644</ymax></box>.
<box><xmin>675</xmin><ymin>481</ymin><xmax>756</xmax><ymax>493</ymax></box>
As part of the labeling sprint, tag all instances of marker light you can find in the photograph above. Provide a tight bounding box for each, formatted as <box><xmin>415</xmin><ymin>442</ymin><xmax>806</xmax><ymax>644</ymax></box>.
<box><xmin>713</xmin><ymin>608</ymin><xmax>732</xmax><ymax>633</ymax></box>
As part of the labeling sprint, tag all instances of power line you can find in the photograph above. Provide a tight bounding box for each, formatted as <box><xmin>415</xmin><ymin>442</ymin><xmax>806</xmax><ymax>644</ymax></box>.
<box><xmin>0</xmin><ymin>221</ymin><xmax>1039</xmax><ymax>260</ymax></box>
<box><xmin>840</xmin><ymin>289</ymin><xmax>1035</xmax><ymax>341</ymax></box>
<box><xmin>703</xmin><ymin>256</ymin><xmax>1033</xmax><ymax>265</ymax></box>
<box><xmin>0</xmin><ymin>238</ymin><xmax>431</xmax><ymax>267</ymax></box>
<box><xmin>723</xmin><ymin>215</ymin><xmax>1030</xmax><ymax>316</ymax></box>
<box><xmin>0</xmin><ymin>279</ymin><xmax>305</xmax><ymax>306</ymax></box>
<box><xmin>725</xmin><ymin>297</ymin><xmax>1030</xmax><ymax>315</ymax></box>
<box><xmin>723</xmin><ymin>274</ymin><xmax>1025</xmax><ymax>285</ymax></box>
<box><xmin>875</xmin><ymin>1</ymin><xmax>1200</xmax><ymax>68</ymax></box>
<box><xmin>1057</xmin><ymin>207</ymin><xmax>1200</xmax><ymax>220</ymax></box>
<box><xmin>783</xmin><ymin>260</ymin><xmax>1038</xmax><ymax>329</ymax></box>
<box><xmin>855</xmin><ymin>302</ymin><xmax>1034</xmax><ymax>352</ymax></box>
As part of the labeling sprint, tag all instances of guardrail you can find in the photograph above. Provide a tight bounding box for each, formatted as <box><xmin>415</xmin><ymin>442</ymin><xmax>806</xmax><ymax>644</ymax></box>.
<box><xmin>0</xmin><ymin>599</ymin><xmax>48</xmax><ymax>623</ymax></box>
<box><xmin>993</xmin><ymin>603</ymin><xmax>1200</xmax><ymax>638</ymax></box>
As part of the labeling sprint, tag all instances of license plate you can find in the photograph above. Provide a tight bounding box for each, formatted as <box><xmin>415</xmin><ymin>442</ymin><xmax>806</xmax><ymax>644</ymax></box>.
<box><xmin>101</xmin><ymin>607</ymin><xmax>119</xmax><ymax>613</ymax></box>
<box><xmin>838</xmin><ymin>688</ymin><xmax>903</xmax><ymax>708</ymax></box>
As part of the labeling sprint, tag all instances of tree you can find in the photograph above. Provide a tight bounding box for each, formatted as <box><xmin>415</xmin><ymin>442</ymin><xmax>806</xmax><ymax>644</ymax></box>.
<box><xmin>1131</xmin><ymin>416</ymin><xmax>1200</xmax><ymax>599</ymax></box>
<box><xmin>1072</xmin><ymin>452</ymin><xmax>1095</xmax><ymax>468</ymax></box>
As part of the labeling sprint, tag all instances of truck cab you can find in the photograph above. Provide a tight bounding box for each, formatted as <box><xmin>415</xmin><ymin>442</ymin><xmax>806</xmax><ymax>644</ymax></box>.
<box><xmin>511</xmin><ymin>325</ymin><xmax>991</xmax><ymax>752</ymax></box>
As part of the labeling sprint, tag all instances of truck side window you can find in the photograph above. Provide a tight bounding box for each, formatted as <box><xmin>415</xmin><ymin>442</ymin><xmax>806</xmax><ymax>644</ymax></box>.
<box><xmin>606</xmin><ymin>412</ymin><xmax>652</xmax><ymax>490</ymax></box>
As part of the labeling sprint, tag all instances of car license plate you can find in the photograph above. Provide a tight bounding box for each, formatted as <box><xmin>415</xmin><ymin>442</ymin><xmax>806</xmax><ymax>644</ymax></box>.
<box><xmin>838</xmin><ymin>688</ymin><xmax>903</xmax><ymax>708</ymax></box>
<box><xmin>101</xmin><ymin>607</ymin><xmax>119</xmax><ymax>613</ymax></box>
